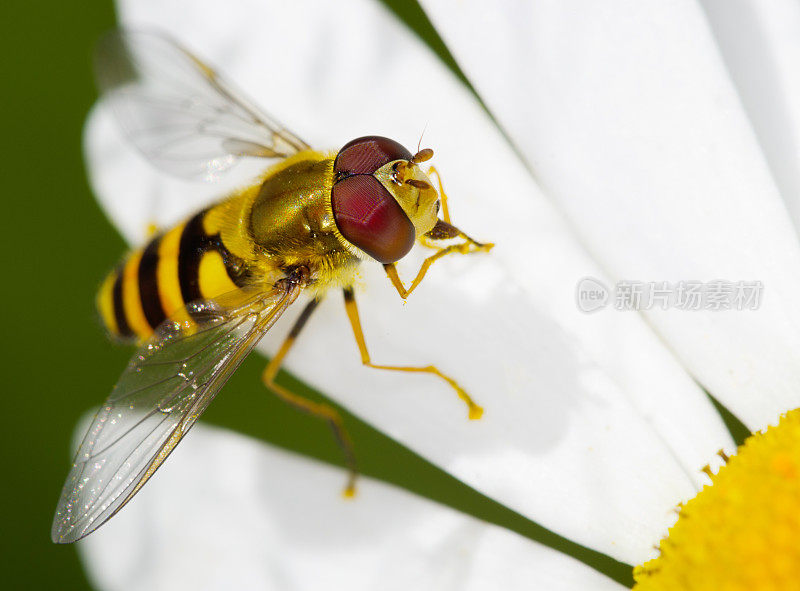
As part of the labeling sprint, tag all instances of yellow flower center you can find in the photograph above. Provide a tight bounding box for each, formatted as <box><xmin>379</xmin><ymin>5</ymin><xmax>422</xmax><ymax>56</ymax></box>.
<box><xmin>633</xmin><ymin>408</ymin><xmax>800</xmax><ymax>590</ymax></box>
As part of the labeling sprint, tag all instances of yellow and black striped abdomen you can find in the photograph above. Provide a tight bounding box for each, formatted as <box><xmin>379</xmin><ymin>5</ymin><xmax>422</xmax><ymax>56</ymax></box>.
<box><xmin>97</xmin><ymin>209</ymin><xmax>249</xmax><ymax>341</ymax></box>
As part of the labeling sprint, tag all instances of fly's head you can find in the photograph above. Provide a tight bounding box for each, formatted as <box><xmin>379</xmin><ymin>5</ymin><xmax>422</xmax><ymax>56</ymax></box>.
<box><xmin>380</xmin><ymin>146</ymin><xmax>439</xmax><ymax>237</ymax></box>
<box><xmin>331</xmin><ymin>135</ymin><xmax>440</xmax><ymax>264</ymax></box>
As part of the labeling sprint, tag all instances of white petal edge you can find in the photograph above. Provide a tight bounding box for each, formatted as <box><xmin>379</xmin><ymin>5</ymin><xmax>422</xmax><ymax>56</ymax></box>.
<box><xmin>420</xmin><ymin>0</ymin><xmax>800</xmax><ymax>430</ymax></box>
<box><xmin>78</xmin><ymin>424</ymin><xmax>626</xmax><ymax>591</ymax></box>
<box><xmin>85</xmin><ymin>0</ymin><xmax>737</xmax><ymax>563</ymax></box>
<box><xmin>699</xmin><ymin>0</ymin><xmax>800</xmax><ymax>233</ymax></box>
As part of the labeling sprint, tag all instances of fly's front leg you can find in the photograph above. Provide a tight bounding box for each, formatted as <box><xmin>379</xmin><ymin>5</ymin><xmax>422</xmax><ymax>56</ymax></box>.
<box><xmin>343</xmin><ymin>286</ymin><xmax>483</xmax><ymax>420</ymax></box>
<box><xmin>388</xmin><ymin>165</ymin><xmax>493</xmax><ymax>299</ymax></box>
<box><xmin>261</xmin><ymin>296</ymin><xmax>358</xmax><ymax>497</ymax></box>
<box><xmin>428</xmin><ymin>166</ymin><xmax>452</xmax><ymax>224</ymax></box>
<box><xmin>428</xmin><ymin>166</ymin><xmax>494</xmax><ymax>246</ymax></box>
<box><xmin>385</xmin><ymin>220</ymin><xmax>493</xmax><ymax>300</ymax></box>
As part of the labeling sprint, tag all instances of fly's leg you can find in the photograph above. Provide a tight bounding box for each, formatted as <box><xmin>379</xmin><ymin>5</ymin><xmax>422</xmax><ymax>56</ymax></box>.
<box><xmin>428</xmin><ymin>165</ymin><xmax>452</xmax><ymax>224</ymax></box>
<box><xmin>389</xmin><ymin>166</ymin><xmax>493</xmax><ymax>299</ymax></box>
<box><xmin>427</xmin><ymin>165</ymin><xmax>492</xmax><ymax>251</ymax></box>
<box><xmin>343</xmin><ymin>286</ymin><xmax>483</xmax><ymax>420</ymax></box>
<box><xmin>384</xmin><ymin>221</ymin><xmax>492</xmax><ymax>300</ymax></box>
<box><xmin>383</xmin><ymin>245</ymin><xmax>465</xmax><ymax>299</ymax></box>
<box><xmin>261</xmin><ymin>297</ymin><xmax>358</xmax><ymax>497</ymax></box>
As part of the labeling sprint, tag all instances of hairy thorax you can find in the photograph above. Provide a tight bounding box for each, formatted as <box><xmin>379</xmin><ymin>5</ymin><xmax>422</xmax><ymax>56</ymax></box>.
<box><xmin>205</xmin><ymin>151</ymin><xmax>361</xmax><ymax>293</ymax></box>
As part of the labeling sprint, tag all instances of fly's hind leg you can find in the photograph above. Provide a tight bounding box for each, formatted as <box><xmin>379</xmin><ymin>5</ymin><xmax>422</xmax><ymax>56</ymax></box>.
<box><xmin>343</xmin><ymin>286</ymin><xmax>483</xmax><ymax>420</ymax></box>
<box><xmin>261</xmin><ymin>297</ymin><xmax>358</xmax><ymax>497</ymax></box>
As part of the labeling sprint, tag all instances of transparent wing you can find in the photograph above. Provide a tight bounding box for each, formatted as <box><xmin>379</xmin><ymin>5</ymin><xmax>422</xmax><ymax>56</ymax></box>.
<box><xmin>52</xmin><ymin>280</ymin><xmax>304</xmax><ymax>543</ymax></box>
<box><xmin>95</xmin><ymin>29</ymin><xmax>310</xmax><ymax>180</ymax></box>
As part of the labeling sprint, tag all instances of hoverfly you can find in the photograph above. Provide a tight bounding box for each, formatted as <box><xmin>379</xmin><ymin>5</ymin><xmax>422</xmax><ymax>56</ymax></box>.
<box><xmin>52</xmin><ymin>30</ymin><xmax>492</xmax><ymax>544</ymax></box>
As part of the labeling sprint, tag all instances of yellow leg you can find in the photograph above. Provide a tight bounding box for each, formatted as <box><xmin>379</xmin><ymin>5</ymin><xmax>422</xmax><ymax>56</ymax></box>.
<box><xmin>384</xmin><ymin>243</ymin><xmax>466</xmax><ymax>299</ymax></box>
<box><xmin>384</xmin><ymin>231</ymin><xmax>492</xmax><ymax>300</ymax></box>
<box><xmin>401</xmin><ymin>165</ymin><xmax>494</xmax><ymax>291</ymax></box>
<box><xmin>262</xmin><ymin>297</ymin><xmax>358</xmax><ymax>497</ymax></box>
<box><xmin>428</xmin><ymin>166</ymin><xmax>451</xmax><ymax>224</ymax></box>
<box><xmin>343</xmin><ymin>286</ymin><xmax>483</xmax><ymax>420</ymax></box>
<box><xmin>426</xmin><ymin>166</ymin><xmax>493</xmax><ymax>247</ymax></box>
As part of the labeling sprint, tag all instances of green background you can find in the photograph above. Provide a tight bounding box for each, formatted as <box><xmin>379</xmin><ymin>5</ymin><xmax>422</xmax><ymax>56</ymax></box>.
<box><xmin>0</xmin><ymin>1</ymin><xmax>672</xmax><ymax>587</ymax></box>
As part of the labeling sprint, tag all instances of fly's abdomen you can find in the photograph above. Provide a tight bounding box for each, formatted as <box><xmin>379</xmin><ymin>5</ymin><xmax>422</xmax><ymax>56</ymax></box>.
<box><xmin>97</xmin><ymin>209</ymin><xmax>249</xmax><ymax>341</ymax></box>
<box><xmin>96</xmin><ymin>245</ymin><xmax>159</xmax><ymax>342</ymax></box>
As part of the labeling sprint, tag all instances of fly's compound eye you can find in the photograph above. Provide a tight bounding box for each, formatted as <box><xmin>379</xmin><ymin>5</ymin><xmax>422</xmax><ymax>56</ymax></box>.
<box><xmin>334</xmin><ymin>136</ymin><xmax>413</xmax><ymax>177</ymax></box>
<box><xmin>332</xmin><ymin>174</ymin><xmax>415</xmax><ymax>263</ymax></box>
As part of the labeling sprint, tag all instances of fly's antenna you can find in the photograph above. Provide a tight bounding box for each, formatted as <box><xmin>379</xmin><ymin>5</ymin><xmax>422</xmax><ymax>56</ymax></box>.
<box><xmin>411</xmin><ymin>148</ymin><xmax>434</xmax><ymax>164</ymax></box>
<box><xmin>391</xmin><ymin>161</ymin><xmax>431</xmax><ymax>190</ymax></box>
<box><xmin>417</xmin><ymin>124</ymin><xmax>427</xmax><ymax>153</ymax></box>
<box><xmin>410</xmin><ymin>125</ymin><xmax>434</xmax><ymax>165</ymax></box>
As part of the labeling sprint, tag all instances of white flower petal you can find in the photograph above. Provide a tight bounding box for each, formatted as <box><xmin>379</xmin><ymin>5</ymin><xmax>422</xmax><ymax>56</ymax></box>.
<box><xmin>699</xmin><ymin>0</ymin><xmax>800</xmax><ymax>231</ymax></box>
<box><xmin>89</xmin><ymin>0</ymin><xmax>736</xmax><ymax>563</ymax></box>
<box><xmin>419</xmin><ymin>0</ymin><xmax>800</xmax><ymax>430</ymax></box>
<box><xmin>79</xmin><ymin>424</ymin><xmax>626</xmax><ymax>591</ymax></box>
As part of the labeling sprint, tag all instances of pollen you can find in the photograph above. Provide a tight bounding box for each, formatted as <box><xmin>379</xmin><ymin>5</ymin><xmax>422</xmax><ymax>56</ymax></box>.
<box><xmin>633</xmin><ymin>408</ymin><xmax>800</xmax><ymax>590</ymax></box>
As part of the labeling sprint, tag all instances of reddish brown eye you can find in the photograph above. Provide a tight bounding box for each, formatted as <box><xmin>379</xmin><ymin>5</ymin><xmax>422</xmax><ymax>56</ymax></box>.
<box><xmin>334</xmin><ymin>136</ymin><xmax>413</xmax><ymax>176</ymax></box>
<box><xmin>331</xmin><ymin>174</ymin><xmax>415</xmax><ymax>263</ymax></box>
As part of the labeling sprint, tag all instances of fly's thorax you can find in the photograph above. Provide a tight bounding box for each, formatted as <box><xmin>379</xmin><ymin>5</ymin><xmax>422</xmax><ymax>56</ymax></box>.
<box><xmin>241</xmin><ymin>151</ymin><xmax>361</xmax><ymax>292</ymax></box>
<box><xmin>247</xmin><ymin>153</ymin><xmax>341</xmax><ymax>256</ymax></box>
<box><xmin>330</xmin><ymin>136</ymin><xmax>440</xmax><ymax>264</ymax></box>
